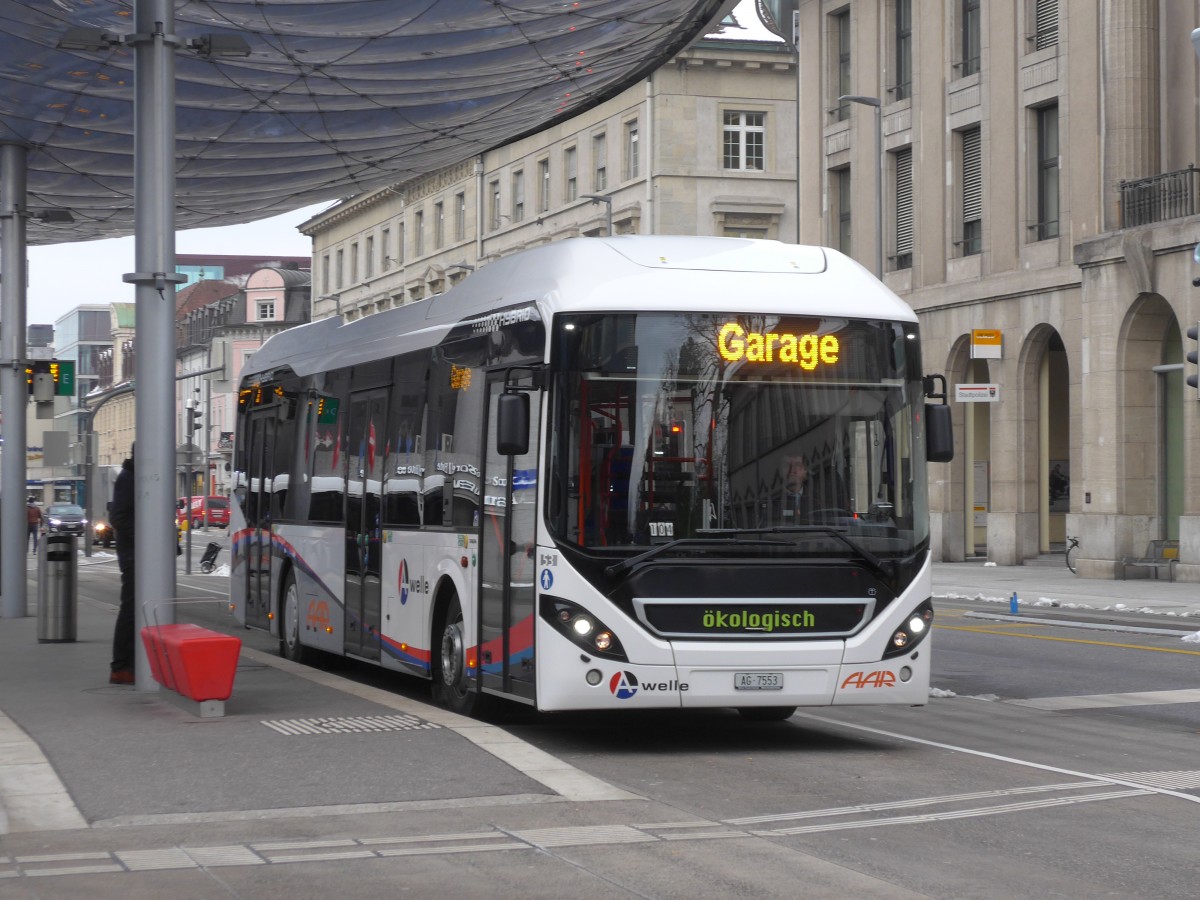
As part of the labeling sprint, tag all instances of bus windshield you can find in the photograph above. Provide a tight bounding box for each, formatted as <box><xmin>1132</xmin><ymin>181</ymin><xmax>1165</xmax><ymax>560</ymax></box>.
<box><xmin>548</xmin><ymin>312</ymin><xmax>930</xmax><ymax>559</ymax></box>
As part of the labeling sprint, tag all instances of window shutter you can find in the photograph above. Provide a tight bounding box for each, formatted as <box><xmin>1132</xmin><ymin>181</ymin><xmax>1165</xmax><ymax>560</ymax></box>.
<box><xmin>895</xmin><ymin>148</ymin><xmax>913</xmax><ymax>256</ymax></box>
<box><xmin>1034</xmin><ymin>0</ymin><xmax>1058</xmax><ymax>50</ymax></box>
<box><xmin>962</xmin><ymin>128</ymin><xmax>982</xmax><ymax>223</ymax></box>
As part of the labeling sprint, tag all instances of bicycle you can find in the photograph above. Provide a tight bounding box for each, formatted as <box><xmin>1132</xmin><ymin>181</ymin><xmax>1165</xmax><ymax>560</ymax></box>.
<box><xmin>1064</xmin><ymin>535</ymin><xmax>1080</xmax><ymax>574</ymax></box>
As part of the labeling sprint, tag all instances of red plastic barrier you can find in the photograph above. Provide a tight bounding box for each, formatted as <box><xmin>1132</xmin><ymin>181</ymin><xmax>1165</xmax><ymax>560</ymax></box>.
<box><xmin>139</xmin><ymin>624</ymin><xmax>241</xmax><ymax>701</ymax></box>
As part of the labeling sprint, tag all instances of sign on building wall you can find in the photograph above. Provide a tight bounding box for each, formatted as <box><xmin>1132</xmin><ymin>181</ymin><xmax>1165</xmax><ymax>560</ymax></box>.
<box><xmin>955</xmin><ymin>383</ymin><xmax>1000</xmax><ymax>402</ymax></box>
<box><xmin>970</xmin><ymin>329</ymin><xmax>1002</xmax><ymax>359</ymax></box>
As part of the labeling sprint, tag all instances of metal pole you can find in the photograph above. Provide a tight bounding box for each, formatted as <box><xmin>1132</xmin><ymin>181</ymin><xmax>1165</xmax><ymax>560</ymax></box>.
<box><xmin>872</xmin><ymin>103</ymin><xmax>883</xmax><ymax>279</ymax></box>
<box><xmin>0</xmin><ymin>142</ymin><xmax>28</xmax><ymax>618</ymax></box>
<box><xmin>124</xmin><ymin>0</ymin><xmax>183</xmax><ymax>689</ymax></box>
<box><xmin>838</xmin><ymin>95</ymin><xmax>883</xmax><ymax>278</ymax></box>
<box><xmin>584</xmin><ymin>194</ymin><xmax>613</xmax><ymax>236</ymax></box>
<box><xmin>185</xmin><ymin>399</ymin><xmax>193</xmax><ymax>575</ymax></box>
<box><xmin>83</xmin><ymin>409</ymin><xmax>93</xmax><ymax>558</ymax></box>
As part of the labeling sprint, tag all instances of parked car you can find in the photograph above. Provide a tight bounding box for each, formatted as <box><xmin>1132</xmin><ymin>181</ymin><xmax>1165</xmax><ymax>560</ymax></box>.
<box><xmin>176</xmin><ymin>496</ymin><xmax>230</xmax><ymax>529</ymax></box>
<box><xmin>46</xmin><ymin>503</ymin><xmax>87</xmax><ymax>536</ymax></box>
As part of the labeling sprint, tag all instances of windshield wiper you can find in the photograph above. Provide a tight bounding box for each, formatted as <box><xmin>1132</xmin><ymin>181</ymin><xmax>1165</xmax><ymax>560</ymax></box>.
<box><xmin>604</xmin><ymin>536</ymin><xmax>792</xmax><ymax>578</ymax></box>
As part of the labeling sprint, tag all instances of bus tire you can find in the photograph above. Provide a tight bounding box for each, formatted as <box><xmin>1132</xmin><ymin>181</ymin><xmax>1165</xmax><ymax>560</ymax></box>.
<box><xmin>737</xmin><ymin>706</ymin><xmax>796</xmax><ymax>722</ymax></box>
<box><xmin>279</xmin><ymin>569</ymin><xmax>308</xmax><ymax>664</ymax></box>
<box><xmin>432</xmin><ymin>593</ymin><xmax>480</xmax><ymax>716</ymax></box>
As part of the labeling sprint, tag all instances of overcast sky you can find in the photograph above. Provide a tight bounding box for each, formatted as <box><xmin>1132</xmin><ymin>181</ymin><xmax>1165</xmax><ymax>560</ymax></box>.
<box><xmin>25</xmin><ymin>201</ymin><xmax>330</xmax><ymax>328</ymax></box>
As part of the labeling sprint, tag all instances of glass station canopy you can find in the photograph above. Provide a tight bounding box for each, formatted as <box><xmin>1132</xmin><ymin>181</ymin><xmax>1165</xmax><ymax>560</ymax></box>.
<box><xmin>0</xmin><ymin>0</ymin><xmax>733</xmax><ymax>246</ymax></box>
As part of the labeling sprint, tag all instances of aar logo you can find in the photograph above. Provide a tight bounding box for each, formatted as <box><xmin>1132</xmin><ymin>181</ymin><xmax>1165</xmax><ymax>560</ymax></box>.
<box><xmin>398</xmin><ymin>559</ymin><xmax>409</xmax><ymax>605</ymax></box>
<box><xmin>841</xmin><ymin>670</ymin><xmax>897</xmax><ymax>689</ymax></box>
<box><xmin>609</xmin><ymin>671</ymin><xmax>639</xmax><ymax>700</ymax></box>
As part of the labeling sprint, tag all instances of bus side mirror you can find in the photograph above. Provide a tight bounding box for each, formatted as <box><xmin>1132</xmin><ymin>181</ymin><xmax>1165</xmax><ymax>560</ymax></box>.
<box><xmin>496</xmin><ymin>391</ymin><xmax>529</xmax><ymax>456</ymax></box>
<box><xmin>925</xmin><ymin>403</ymin><xmax>954</xmax><ymax>462</ymax></box>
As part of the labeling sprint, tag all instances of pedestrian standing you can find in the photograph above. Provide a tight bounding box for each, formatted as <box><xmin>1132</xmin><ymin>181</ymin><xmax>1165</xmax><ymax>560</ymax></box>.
<box><xmin>109</xmin><ymin>450</ymin><xmax>136</xmax><ymax>685</ymax></box>
<box><xmin>26</xmin><ymin>497</ymin><xmax>42</xmax><ymax>555</ymax></box>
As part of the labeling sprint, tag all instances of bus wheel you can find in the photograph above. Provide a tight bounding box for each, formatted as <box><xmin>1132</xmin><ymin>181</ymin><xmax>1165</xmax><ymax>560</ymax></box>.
<box><xmin>279</xmin><ymin>571</ymin><xmax>308</xmax><ymax>664</ymax></box>
<box><xmin>433</xmin><ymin>594</ymin><xmax>478</xmax><ymax>716</ymax></box>
<box><xmin>737</xmin><ymin>707</ymin><xmax>796</xmax><ymax>722</ymax></box>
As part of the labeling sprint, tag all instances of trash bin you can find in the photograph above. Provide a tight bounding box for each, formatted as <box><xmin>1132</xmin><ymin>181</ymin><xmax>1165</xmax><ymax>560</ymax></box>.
<box><xmin>38</xmin><ymin>533</ymin><xmax>77</xmax><ymax>643</ymax></box>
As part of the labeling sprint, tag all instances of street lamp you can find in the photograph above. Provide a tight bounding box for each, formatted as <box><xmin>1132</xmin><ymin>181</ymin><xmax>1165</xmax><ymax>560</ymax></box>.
<box><xmin>583</xmin><ymin>193</ymin><xmax>613</xmax><ymax>236</ymax></box>
<box><xmin>838</xmin><ymin>94</ymin><xmax>883</xmax><ymax>278</ymax></box>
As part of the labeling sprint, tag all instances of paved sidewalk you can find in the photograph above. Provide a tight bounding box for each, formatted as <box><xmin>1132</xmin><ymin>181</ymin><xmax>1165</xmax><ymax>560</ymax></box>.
<box><xmin>932</xmin><ymin>560</ymin><xmax>1200</xmax><ymax>621</ymax></box>
<box><xmin>0</xmin><ymin>580</ymin><xmax>631</xmax><ymax>839</ymax></box>
<box><xmin>0</xmin><ymin>555</ymin><xmax>1196</xmax><ymax>893</ymax></box>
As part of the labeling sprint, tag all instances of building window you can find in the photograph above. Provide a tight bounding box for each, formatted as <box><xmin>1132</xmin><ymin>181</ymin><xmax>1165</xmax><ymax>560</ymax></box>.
<box><xmin>322</xmin><ymin>254</ymin><xmax>330</xmax><ymax>293</ymax></box>
<box><xmin>434</xmin><ymin>201</ymin><xmax>445</xmax><ymax>249</ymax></box>
<box><xmin>537</xmin><ymin>159</ymin><xmax>550</xmax><ymax>212</ymax></box>
<box><xmin>624</xmin><ymin>120</ymin><xmax>639</xmax><ymax>180</ymax></box>
<box><xmin>336</xmin><ymin>249</ymin><xmax>344</xmax><ymax>289</ymax></box>
<box><xmin>723</xmin><ymin>111</ymin><xmax>765</xmax><ymax>171</ymax></box>
<box><xmin>892</xmin><ymin>147</ymin><xmax>913</xmax><ymax>270</ymax></box>
<box><xmin>831</xmin><ymin>9</ymin><xmax>851</xmax><ymax>121</ymax></box>
<box><xmin>365</xmin><ymin>236</ymin><xmax>374</xmax><ymax>279</ymax></box>
<box><xmin>592</xmin><ymin>133</ymin><xmax>607</xmax><ymax>192</ymax></box>
<box><xmin>512</xmin><ymin>170</ymin><xmax>525</xmax><ymax>223</ymax></box>
<box><xmin>1031</xmin><ymin>0</ymin><xmax>1058</xmax><ymax>50</ymax></box>
<box><xmin>455</xmin><ymin>192</ymin><xmax>466</xmax><ymax>241</ymax></box>
<box><xmin>1035</xmin><ymin>104</ymin><xmax>1059</xmax><ymax>240</ymax></box>
<box><xmin>893</xmin><ymin>0</ymin><xmax>912</xmax><ymax>101</ymax></box>
<box><xmin>489</xmin><ymin>179</ymin><xmax>501</xmax><ymax>230</ymax></box>
<box><xmin>381</xmin><ymin>229</ymin><xmax>390</xmax><ymax>270</ymax></box>
<box><xmin>959</xmin><ymin>0</ymin><xmax>980</xmax><ymax>77</ymax></box>
<box><xmin>398</xmin><ymin>223</ymin><xmax>405</xmax><ymax>265</ymax></box>
<box><xmin>565</xmin><ymin>146</ymin><xmax>578</xmax><ymax>201</ymax></box>
<box><xmin>415</xmin><ymin>210</ymin><xmax>425</xmax><ymax>256</ymax></box>
<box><xmin>350</xmin><ymin>242</ymin><xmax>359</xmax><ymax>283</ymax></box>
<box><xmin>833</xmin><ymin>167</ymin><xmax>852</xmax><ymax>255</ymax></box>
<box><xmin>960</xmin><ymin>126</ymin><xmax>982</xmax><ymax>256</ymax></box>
<box><xmin>257</xmin><ymin>300</ymin><xmax>275</xmax><ymax>321</ymax></box>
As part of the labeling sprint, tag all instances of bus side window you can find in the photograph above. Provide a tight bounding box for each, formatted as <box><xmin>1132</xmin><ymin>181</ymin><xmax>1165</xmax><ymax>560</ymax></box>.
<box><xmin>427</xmin><ymin>356</ymin><xmax>483</xmax><ymax>528</ymax></box>
<box><xmin>309</xmin><ymin>368</ymin><xmax>350</xmax><ymax>523</ymax></box>
<box><xmin>383</xmin><ymin>365</ymin><xmax>427</xmax><ymax>528</ymax></box>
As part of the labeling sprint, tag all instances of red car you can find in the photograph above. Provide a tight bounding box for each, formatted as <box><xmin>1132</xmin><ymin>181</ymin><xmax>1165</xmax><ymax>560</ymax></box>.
<box><xmin>177</xmin><ymin>496</ymin><xmax>230</xmax><ymax>529</ymax></box>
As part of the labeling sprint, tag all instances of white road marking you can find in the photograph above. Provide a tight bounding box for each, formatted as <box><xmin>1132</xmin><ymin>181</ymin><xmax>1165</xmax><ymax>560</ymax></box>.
<box><xmin>1009</xmin><ymin>688</ymin><xmax>1200</xmax><ymax>710</ymax></box>
<box><xmin>792</xmin><ymin>711</ymin><xmax>1200</xmax><ymax>805</ymax></box>
<box><xmin>4</xmin><ymin>776</ymin><xmax>1186</xmax><ymax>882</ymax></box>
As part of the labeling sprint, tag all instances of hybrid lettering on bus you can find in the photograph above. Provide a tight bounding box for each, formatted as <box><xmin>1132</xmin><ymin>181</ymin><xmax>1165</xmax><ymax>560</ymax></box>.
<box><xmin>231</xmin><ymin>237</ymin><xmax>952</xmax><ymax>720</ymax></box>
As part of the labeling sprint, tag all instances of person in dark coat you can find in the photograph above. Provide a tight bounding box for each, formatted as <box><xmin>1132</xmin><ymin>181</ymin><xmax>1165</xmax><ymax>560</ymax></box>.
<box><xmin>26</xmin><ymin>497</ymin><xmax>42</xmax><ymax>554</ymax></box>
<box><xmin>109</xmin><ymin>451</ymin><xmax>136</xmax><ymax>684</ymax></box>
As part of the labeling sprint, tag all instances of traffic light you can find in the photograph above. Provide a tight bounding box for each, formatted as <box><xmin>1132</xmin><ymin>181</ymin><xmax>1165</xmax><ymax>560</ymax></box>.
<box><xmin>24</xmin><ymin>359</ymin><xmax>75</xmax><ymax>398</ymax></box>
<box><xmin>187</xmin><ymin>403</ymin><xmax>203</xmax><ymax>436</ymax></box>
<box><xmin>1187</xmin><ymin>323</ymin><xmax>1199</xmax><ymax>394</ymax></box>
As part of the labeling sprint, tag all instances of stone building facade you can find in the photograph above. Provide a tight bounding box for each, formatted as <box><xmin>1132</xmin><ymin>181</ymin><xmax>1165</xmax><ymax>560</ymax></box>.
<box><xmin>300</xmin><ymin>0</ymin><xmax>1200</xmax><ymax>580</ymax></box>
<box><xmin>300</xmin><ymin>2</ymin><xmax>798</xmax><ymax>320</ymax></box>
<box><xmin>790</xmin><ymin>0</ymin><xmax>1200</xmax><ymax>580</ymax></box>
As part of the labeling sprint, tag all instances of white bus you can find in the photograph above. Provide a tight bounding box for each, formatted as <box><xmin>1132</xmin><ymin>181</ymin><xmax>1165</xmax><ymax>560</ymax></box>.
<box><xmin>232</xmin><ymin>237</ymin><xmax>953</xmax><ymax>719</ymax></box>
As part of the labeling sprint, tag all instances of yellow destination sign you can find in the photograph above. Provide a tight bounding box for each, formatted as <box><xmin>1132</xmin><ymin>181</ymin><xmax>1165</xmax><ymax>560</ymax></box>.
<box><xmin>717</xmin><ymin>323</ymin><xmax>840</xmax><ymax>371</ymax></box>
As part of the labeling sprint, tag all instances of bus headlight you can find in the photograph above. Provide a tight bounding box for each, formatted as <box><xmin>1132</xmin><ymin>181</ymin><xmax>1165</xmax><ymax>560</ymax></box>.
<box><xmin>883</xmin><ymin>599</ymin><xmax>933</xmax><ymax>659</ymax></box>
<box><xmin>541</xmin><ymin>595</ymin><xmax>627</xmax><ymax>661</ymax></box>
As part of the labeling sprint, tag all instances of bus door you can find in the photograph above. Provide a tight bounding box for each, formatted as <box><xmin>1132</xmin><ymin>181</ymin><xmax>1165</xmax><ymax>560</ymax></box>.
<box><xmin>243</xmin><ymin>411</ymin><xmax>274</xmax><ymax>630</ymax></box>
<box><xmin>479</xmin><ymin>375</ymin><xmax>541</xmax><ymax>702</ymax></box>
<box><xmin>344</xmin><ymin>390</ymin><xmax>386</xmax><ymax>660</ymax></box>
